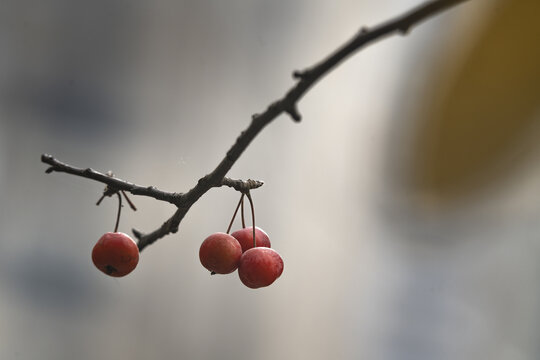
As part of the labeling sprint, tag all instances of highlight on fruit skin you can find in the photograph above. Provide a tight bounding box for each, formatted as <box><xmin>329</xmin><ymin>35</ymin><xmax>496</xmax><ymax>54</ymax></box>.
<box><xmin>199</xmin><ymin>232</ymin><xmax>242</xmax><ymax>274</ymax></box>
<box><xmin>238</xmin><ymin>247</ymin><xmax>284</xmax><ymax>289</ymax></box>
<box><xmin>231</xmin><ymin>226</ymin><xmax>271</xmax><ymax>253</ymax></box>
<box><xmin>92</xmin><ymin>232</ymin><xmax>139</xmax><ymax>277</ymax></box>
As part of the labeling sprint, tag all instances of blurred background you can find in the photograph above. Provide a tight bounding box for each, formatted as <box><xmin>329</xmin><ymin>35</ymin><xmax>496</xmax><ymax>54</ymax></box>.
<box><xmin>1</xmin><ymin>0</ymin><xmax>539</xmax><ymax>359</ymax></box>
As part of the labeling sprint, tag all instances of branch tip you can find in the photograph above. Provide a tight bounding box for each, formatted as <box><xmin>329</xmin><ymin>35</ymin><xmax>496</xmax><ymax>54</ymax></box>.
<box><xmin>220</xmin><ymin>177</ymin><xmax>264</xmax><ymax>192</ymax></box>
<box><xmin>41</xmin><ymin>154</ymin><xmax>53</xmax><ymax>162</ymax></box>
<box><xmin>293</xmin><ymin>69</ymin><xmax>311</xmax><ymax>80</ymax></box>
<box><xmin>286</xmin><ymin>106</ymin><xmax>302</xmax><ymax>122</ymax></box>
<box><xmin>45</xmin><ymin>167</ymin><xmax>54</xmax><ymax>174</ymax></box>
<box><xmin>96</xmin><ymin>194</ymin><xmax>106</xmax><ymax>206</ymax></box>
<box><xmin>132</xmin><ymin>228</ymin><xmax>143</xmax><ymax>240</ymax></box>
<box><xmin>247</xmin><ymin>179</ymin><xmax>264</xmax><ymax>189</ymax></box>
<box><xmin>292</xmin><ymin>70</ymin><xmax>304</xmax><ymax>79</ymax></box>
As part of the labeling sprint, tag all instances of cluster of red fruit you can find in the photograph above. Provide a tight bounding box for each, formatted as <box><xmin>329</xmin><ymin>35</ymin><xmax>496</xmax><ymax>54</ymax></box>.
<box><xmin>199</xmin><ymin>227</ymin><xmax>284</xmax><ymax>289</ymax></box>
<box><xmin>89</xmin><ymin>190</ymin><xmax>282</xmax><ymax>289</ymax></box>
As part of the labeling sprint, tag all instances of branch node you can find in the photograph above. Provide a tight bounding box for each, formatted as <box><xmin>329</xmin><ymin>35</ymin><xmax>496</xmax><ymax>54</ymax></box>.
<box><xmin>268</xmin><ymin>101</ymin><xmax>280</xmax><ymax>112</ymax></box>
<box><xmin>399</xmin><ymin>25</ymin><xmax>411</xmax><ymax>35</ymax></box>
<box><xmin>225</xmin><ymin>150</ymin><xmax>235</xmax><ymax>162</ymax></box>
<box><xmin>102</xmin><ymin>186</ymin><xmax>117</xmax><ymax>197</ymax></box>
<box><xmin>292</xmin><ymin>70</ymin><xmax>310</xmax><ymax>80</ymax></box>
<box><xmin>197</xmin><ymin>176</ymin><xmax>207</xmax><ymax>186</ymax></box>
<box><xmin>360</xmin><ymin>26</ymin><xmax>369</xmax><ymax>34</ymax></box>
<box><xmin>251</xmin><ymin>113</ymin><xmax>260</xmax><ymax>120</ymax></box>
<box><xmin>285</xmin><ymin>105</ymin><xmax>302</xmax><ymax>122</ymax></box>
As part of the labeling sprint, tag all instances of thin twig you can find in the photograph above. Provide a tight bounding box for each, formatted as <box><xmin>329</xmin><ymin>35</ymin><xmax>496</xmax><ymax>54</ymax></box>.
<box><xmin>42</xmin><ymin>0</ymin><xmax>470</xmax><ymax>252</ymax></box>
<box><xmin>42</xmin><ymin>154</ymin><xmax>183</xmax><ymax>205</ymax></box>
<box><xmin>42</xmin><ymin>154</ymin><xmax>261</xmax><ymax>207</ymax></box>
<box><xmin>122</xmin><ymin>191</ymin><xmax>138</xmax><ymax>211</ymax></box>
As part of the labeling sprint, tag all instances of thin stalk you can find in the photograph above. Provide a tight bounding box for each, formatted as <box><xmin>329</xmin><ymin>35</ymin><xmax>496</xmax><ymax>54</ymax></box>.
<box><xmin>114</xmin><ymin>192</ymin><xmax>122</xmax><ymax>232</ymax></box>
<box><xmin>226</xmin><ymin>193</ymin><xmax>244</xmax><ymax>234</ymax></box>
<box><xmin>245</xmin><ymin>192</ymin><xmax>256</xmax><ymax>248</ymax></box>
<box><xmin>122</xmin><ymin>190</ymin><xmax>137</xmax><ymax>211</ymax></box>
<box><xmin>241</xmin><ymin>196</ymin><xmax>246</xmax><ymax>228</ymax></box>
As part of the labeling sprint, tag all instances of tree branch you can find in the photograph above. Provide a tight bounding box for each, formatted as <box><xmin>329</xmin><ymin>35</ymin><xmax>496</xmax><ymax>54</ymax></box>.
<box><xmin>42</xmin><ymin>154</ymin><xmax>262</xmax><ymax>206</ymax></box>
<box><xmin>41</xmin><ymin>0</ymin><xmax>469</xmax><ymax>252</ymax></box>
<box><xmin>42</xmin><ymin>154</ymin><xmax>183</xmax><ymax>205</ymax></box>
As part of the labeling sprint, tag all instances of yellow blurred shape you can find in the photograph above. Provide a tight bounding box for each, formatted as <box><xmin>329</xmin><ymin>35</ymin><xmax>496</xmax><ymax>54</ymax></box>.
<box><xmin>413</xmin><ymin>0</ymin><xmax>540</xmax><ymax>200</ymax></box>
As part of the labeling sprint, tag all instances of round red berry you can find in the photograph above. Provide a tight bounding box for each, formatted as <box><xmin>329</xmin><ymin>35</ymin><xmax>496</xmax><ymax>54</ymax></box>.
<box><xmin>92</xmin><ymin>232</ymin><xmax>139</xmax><ymax>277</ymax></box>
<box><xmin>199</xmin><ymin>232</ymin><xmax>242</xmax><ymax>274</ymax></box>
<box><xmin>231</xmin><ymin>226</ymin><xmax>271</xmax><ymax>253</ymax></box>
<box><xmin>238</xmin><ymin>247</ymin><xmax>284</xmax><ymax>288</ymax></box>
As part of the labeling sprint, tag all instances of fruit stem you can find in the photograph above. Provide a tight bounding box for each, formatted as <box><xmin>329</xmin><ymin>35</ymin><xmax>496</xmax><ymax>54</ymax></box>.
<box><xmin>226</xmin><ymin>193</ymin><xmax>244</xmax><ymax>234</ymax></box>
<box><xmin>122</xmin><ymin>190</ymin><xmax>137</xmax><ymax>211</ymax></box>
<box><xmin>114</xmin><ymin>192</ymin><xmax>123</xmax><ymax>233</ymax></box>
<box><xmin>96</xmin><ymin>194</ymin><xmax>106</xmax><ymax>206</ymax></box>
<box><xmin>241</xmin><ymin>196</ymin><xmax>246</xmax><ymax>229</ymax></box>
<box><xmin>245</xmin><ymin>191</ymin><xmax>256</xmax><ymax>248</ymax></box>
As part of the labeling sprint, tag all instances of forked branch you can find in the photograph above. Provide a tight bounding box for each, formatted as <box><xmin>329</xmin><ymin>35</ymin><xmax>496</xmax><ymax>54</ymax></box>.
<box><xmin>41</xmin><ymin>0</ymin><xmax>470</xmax><ymax>251</ymax></box>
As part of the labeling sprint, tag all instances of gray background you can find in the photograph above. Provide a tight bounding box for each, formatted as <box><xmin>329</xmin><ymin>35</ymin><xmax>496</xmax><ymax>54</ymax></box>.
<box><xmin>1</xmin><ymin>1</ymin><xmax>540</xmax><ymax>359</ymax></box>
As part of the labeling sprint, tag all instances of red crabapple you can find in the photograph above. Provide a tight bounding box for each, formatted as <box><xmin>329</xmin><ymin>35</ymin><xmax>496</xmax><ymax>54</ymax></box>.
<box><xmin>231</xmin><ymin>226</ymin><xmax>271</xmax><ymax>253</ymax></box>
<box><xmin>92</xmin><ymin>232</ymin><xmax>139</xmax><ymax>277</ymax></box>
<box><xmin>199</xmin><ymin>232</ymin><xmax>242</xmax><ymax>274</ymax></box>
<box><xmin>238</xmin><ymin>247</ymin><xmax>284</xmax><ymax>288</ymax></box>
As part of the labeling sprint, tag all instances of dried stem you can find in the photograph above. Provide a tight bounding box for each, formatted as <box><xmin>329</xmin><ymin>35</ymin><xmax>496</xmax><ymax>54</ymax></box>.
<box><xmin>241</xmin><ymin>196</ymin><xmax>246</xmax><ymax>229</ymax></box>
<box><xmin>245</xmin><ymin>192</ymin><xmax>256</xmax><ymax>248</ymax></box>
<box><xmin>226</xmin><ymin>194</ymin><xmax>245</xmax><ymax>234</ymax></box>
<box><xmin>122</xmin><ymin>191</ymin><xmax>138</xmax><ymax>211</ymax></box>
<box><xmin>114</xmin><ymin>192</ymin><xmax>122</xmax><ymax>233</ymax></box>
<box><xmin>41</xmin><ymin>0</ymin><xmax>469</xmax><ymax>252</ymax></box>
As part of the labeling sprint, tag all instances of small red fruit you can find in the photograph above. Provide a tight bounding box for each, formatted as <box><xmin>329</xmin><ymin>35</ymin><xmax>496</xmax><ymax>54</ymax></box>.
<box><xmin>92</xmin><ymin>232</ymin><xmax>139</xmax><ymax>277</ymax></box>
<box><xmin>199</xmin><ymin>232</ymin><xmax>242</xmax><ymax>274</ymax></box>
<box><xmin>231</xmin><ymin>227</ymin><xmax>271</xmax><ymax>253</ymax></box>
<box><xmin>238</xmin><ymin>247</ymin><xmax>284</xmax><ymax>289</ymax></box>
